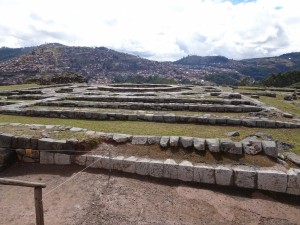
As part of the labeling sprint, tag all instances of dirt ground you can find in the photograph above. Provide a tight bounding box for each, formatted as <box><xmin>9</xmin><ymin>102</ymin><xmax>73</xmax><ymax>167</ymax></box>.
<box><xmin>0</xmin><ymin>163</ymin><xmax>300</xmax><ymax>225</ymax></box>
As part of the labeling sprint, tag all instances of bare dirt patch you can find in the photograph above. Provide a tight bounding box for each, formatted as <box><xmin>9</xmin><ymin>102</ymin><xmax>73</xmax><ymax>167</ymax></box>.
<box><xmin>0</xmin><ymin>163</ymin><xmax>299</xmax><ymax>225</ymax></box>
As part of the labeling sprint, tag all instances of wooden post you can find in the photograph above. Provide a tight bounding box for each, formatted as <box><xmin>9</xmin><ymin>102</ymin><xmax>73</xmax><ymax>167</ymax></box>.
<box><xmin>34</xmin><ymin>187</ymin><xmax>44</xmax><ymax>225</ymax></box>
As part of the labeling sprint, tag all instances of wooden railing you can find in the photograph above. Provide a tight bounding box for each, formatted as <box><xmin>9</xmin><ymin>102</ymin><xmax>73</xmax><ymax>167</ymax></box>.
<box><xmin>0</xmin><ymin>178</ymin><xmax>46</xmax><ymax>225</ymax></box>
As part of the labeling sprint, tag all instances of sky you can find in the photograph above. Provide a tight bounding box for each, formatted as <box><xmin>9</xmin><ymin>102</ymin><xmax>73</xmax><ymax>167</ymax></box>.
<box><xmin>0</xmin><ymin>0</ymin><xmax>299</xmax><ymax>61</ymax></box>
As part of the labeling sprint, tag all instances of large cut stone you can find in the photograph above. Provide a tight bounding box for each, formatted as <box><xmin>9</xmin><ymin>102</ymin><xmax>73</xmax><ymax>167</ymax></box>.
<box><xmin>242</xmin><ymin>137</ymin><xmax>262</xmax><ymax>155</ymax></box>
<box><xmin>193</xmin><ymin>163</ymin><xmax>215</xmax><ymax>184</ymax></box>
<box><xmin>163</xmin><ymin>159</ymin><xmax>178</xmax><ymax>179</ymax></box>
<box><xmin>40</xmin><ymin>151</ymin><xmax>54</xmax><ymax>164</ymax></box>
<box><xmin>206</xmin><ymin>139</ymin><xmax>220</xmax><ymax>152</ymax></box>
<box><xmin>215</xmin><ymin>165</ymin><xmax>233</xmax><ymax>186</ymax></box>
<box><xmin>179</xmin><ymin>137</ymin><xmax>194</xmax><ymax>148</ymax></box>
<box><xmin>0</xmin><ymin>133</ymin><xmax>13</xmax><ymax>148</ymax></box>
<box><xmin>169</xmin><ymin>136</ymin><xmax>179</xmax><ymax>147</ymax></box>
<box><xmin>131</xmin><ymin>136</ymin><xmax>148</xmax><ymax>145</ymax></box>
<box><xmin>121</xmin><ymin>156</ymin><xmax>138</xmax><ymax>173</ymax></box>
<box><xmin>54</xmin><ymin>153</ymin><xmax>71</xmax><ymax>165</ymax></box>
<box><xmin>74</xmin><ymin>155</ymin><xmax>87</xmax><ymax>166</ymax></box>
<box><xmin>193</xmin><ymin>138</ymin><xmax>205</xmax><ymax>151</ymax></box>
<box><xmin>147</xmin><ymin>136</ymin><xmax>161</xmax><ymax>145</ymax></box>
<box><xmin>286</xmin><ymin>152</ymin><xmax>300</xmax><ymax>166</ymax></box>
<box><xmin>149</xmin><ymin>160</ymin><xmax>164</xmax><ymax>178</ymax></box>
<box><xmin>111</xmin><ymin>156</ymin><xmax>125</xmax><ymax>170</ymax></box>
<box><xmin>220</xmin><ymin>138</ymin><xmax>234</xmax><ymax>152</ymax></box>
<box><xmin>233</xmin><ymin>165</ymin><xmax>257</xmax><ymax>188</ymax></box>
<box><xmin>112</xmin><ymin>134</ymin><xmax>132</xmax><ymax>143</ymax></box>
<box><xmin>0</xmin><ymin>148</ymin><xmax>14</xmax><ymax>165</ymax></box>
<box><xmin>262</xmin><ymin>141</ymin><xmax>278</xmax><ymax>158</ymax></box>
<box><xmin>160</xmin><ymin>136</ymin><xmax>170</xmax><ymax>148</ymax></box>
<box><xmin>286</xmin><ymin>168</ymin><xmax>300</xmax><ymax>195</ymax></box>
<box><xmin>178</xmin><ymin>160</ymin><xmax>194</xmax><ymax>181</ymax></box>
<box><xmin>257</xmin><ymin>169</ymin><xmax>287</xmax><ymax>193</ymax></box>
<box><xmin>135</xmin><ymin>158</ymin><xmax>150</xmax><ymax>175</ymax></box>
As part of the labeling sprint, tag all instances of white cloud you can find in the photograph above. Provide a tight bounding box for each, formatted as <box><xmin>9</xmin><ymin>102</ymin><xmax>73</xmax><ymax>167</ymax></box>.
<box><xmin>0</xmin><ymin>0</ymin><xmax>299</xmax><ymax>61</ymax></box>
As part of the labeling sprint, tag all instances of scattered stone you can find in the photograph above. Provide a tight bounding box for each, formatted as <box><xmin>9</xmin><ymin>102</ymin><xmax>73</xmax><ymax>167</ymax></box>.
<box><xmin>206</xmin><ymin>139</ymin><xmax>220</xmax><ymax>152</ymax></box>
<box><xmin>160</xmin><ymin>136</ymin><xmax>170</xmax><ymax>148</ymax></box>
<box><xmin>227</xmin><ymin>131</ymin><xmax>240</xmax><ymax>137</ymax></box>
<box><xmin>179</xmin><ymin>136</ymin><xmax>193</xmax><ymax>148</ymax></box>
<box><xmin>262</xmin><ymin>141</ymin><xmax>278</xmax><ymax>158</ymax></box>
<box><xmin>193</xmin><ymin>138</ymin><xmax>205</xmax><ymax>151</ymax></box>
<box><xmin>283</xmin><ymin>113</ymin><xmax>294</xmax><ymax>118</ymax></box>
<box><xmin>112</xmin><ymin>134</ymin><xmax>132</xmax><ymax>143</ymax></box>
<box><xmin>284</xmin><ymin>94</ymin><xmax>293</xmax><ymax>101</ymax></box>
<box><xmin>169</xmin><ymin>136</ymin><xmax>179</xmax><ymax>147</ymax></box>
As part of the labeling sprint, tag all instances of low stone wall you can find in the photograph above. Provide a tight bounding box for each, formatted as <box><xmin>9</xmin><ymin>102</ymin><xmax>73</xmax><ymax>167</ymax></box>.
<box><xmin>109</xmin><ymin>84</ymin><xmax>172</xmax><ymax>88</ymax></box>
<box><xmin>97</xmin><ymin>85</ymin><xmax>182</xmax><ymax>92</ymax></box>
<box><xmin>66</xmin><ymin>96</ymin><xmax>256</xmax><ymax>105</ymax></box>
<box><xmin>240</xmin><ymin>92</ymin><xmax>277</xmax><ymax>97</ymax></box>
<box><xmin>7</xmin><ymin>94</ymin><xmax>53</xmax><ymax>100</ymax></box>
<box><xmin>0</xmin><ymin>101</ymin><xmax>15</xmax><ymax>106</ymax></box>
<box><xmin>37</xmin><ymin>101</ymin><xmax>263</xmax><ymax>113</ymax></box>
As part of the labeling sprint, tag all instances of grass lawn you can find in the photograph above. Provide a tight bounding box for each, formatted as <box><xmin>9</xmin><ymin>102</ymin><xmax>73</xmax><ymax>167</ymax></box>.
<box><xmin>0</xmin><ymin>114</ymin><xmax>299</xmax><ymax>153</ymax></box>
<box><xmin>0</xmin><ymin>83</ymin><xmax>39</xmax><ymax>91</ymax></box>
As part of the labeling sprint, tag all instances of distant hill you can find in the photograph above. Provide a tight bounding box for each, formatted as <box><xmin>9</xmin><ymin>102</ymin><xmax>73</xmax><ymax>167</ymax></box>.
<box><xmin>260</xmin><ymin>70</ymin><xmax>300</xmax><ymax>87</ymax></box>
<box><xmin>0</xmin><ymin>46</ymin><xmax>34</xmax><ymax>63</ymax></box>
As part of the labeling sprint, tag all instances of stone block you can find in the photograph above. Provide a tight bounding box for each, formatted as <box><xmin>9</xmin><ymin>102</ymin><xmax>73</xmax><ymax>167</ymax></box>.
<box><xmin>169</xmin><ymin>136</ymin><xmax>179</xmax><ymax>147</ymax></box>
<box><xmin>163</xmin><ymin>114</ymin><xmax>176</xmax><ymax>122</ymax></box>
<box><xmin>74</xmin><ymin>155</ymin><xmax>87</xmax><ymax>166</ymax></box>
<box><xmin>262</xmin><ymin>141</ymin><xmax>278</xmax><ymax>158</ymax></box>
<box><xmin>180</xmin><ymin>137</ymin><xmax>194</xmax><ymax>148</ymax></box>
<box><xmin>85</xmin><ymin>155</ymin><xmax>101</xmax><ymax>168</ymax></box>
<box><xmin>193</xmin><ymin>138</ymin><xmax>205</xmax><ymax>151</ymax></box>
<box><xmin>131</xmin><ymin>136</ymin><xmax>148</xmax><ymax>145</ymax></box>
<box><xmin>147</xmin><ymin>136</ymin><xmax>161</xmax><ymax>145</ymax></box>
<box><xmin>206</xmin><ymin>138</ymin><xmax>220</xmax><ymax>152</ymax></box>
<box><xmin>149</xmin><ymin>160</ymin><xmax>164</xmax><ymax>178</ymax></box>
<box><xmin>113</xmin><ymin>134</ymin><xmax>132</xmax><ymax>143</ymax></box>
<box><xmin>54</xmin><ymin>153</ymin><xmax>71</xmax><ymax>165</ymax></box>
<box><xmin>286</xmin><ymin>168</ymin><xmax>300</xmax><ymax>195</ymax></box>
<box><xmin>160</xmin><ymin>136</ymin><xmax>169</xmax><ymax>148</ymax></box>
<box><xmin>0</xmin><ymin>133</ymin><xmax>13</xmax><ymax>148</ymax></box>
<box><xmin>233</xmin><ymin>165</ymin><xmax>257</xmax><ymax>188</ymax></box>
<box><xmin>193</xmin><ymin>163</ymin><xmax>215</xmax><ymax>184</ymax></box>
<box><xmin>111</xmin><ymin>156</ymin><xmax>124</xmax><ymax>170</ymax></box>
<box><xmin>178</xmin><ymin>160</ymin><xmax>194</xmax><ymax>181</ymax></box>
<box><xmin>40</xmin><ymin>151</ymin><xmax>54</xmax><ymax>164</ymax></box>
<box><xmin>121</xmin><ymin>156</ymin><xmax>138</xmax><ymax>173</ymax></box>
<box><xmin>0</xmin><ymin>149</ymin><xmax>14</xmax><ymax>165</ymax></box>
<box><xmin>257</xmin><ymin>169</ymin><xmax>287</xmax><ymax>193</ymax></box>
<box><xmin>215</xmin><ymin>165</ymin><xmax>233</xmax><ymax>186</ymax></box>
<box><xmin>242</xmin><ymin>137</ymin><xmax>262</xmax><ymax>155</ymax></box>
<box><xmin>286</xmin><ymin>152</ymin><xmax>300</xmax><ymax>166</ymax></box>
<box><xmin>136</xmin><ymin>158</ymin><xmax>150</xmax><ymax>175</ymax></box>
<box><xmin>163</xmin><ymin>159</ymin><xmax>178</xmax><ymax>179</ymax></box>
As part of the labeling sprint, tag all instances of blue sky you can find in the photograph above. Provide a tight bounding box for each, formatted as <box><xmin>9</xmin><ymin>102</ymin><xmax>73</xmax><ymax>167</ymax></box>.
<box><xmin>0</xmin><ymin>0</ymin><xmax>298</xmax><ymax>61</ymax></box>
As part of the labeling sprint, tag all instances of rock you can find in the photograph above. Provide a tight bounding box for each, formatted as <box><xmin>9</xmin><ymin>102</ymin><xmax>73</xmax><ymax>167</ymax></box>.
<box><xmin>284</xmin><ymin>94</ymin><xmax>293</xmax><ymax>101</ymax></box>
<box><xmin>54</xmin><ymin>153</ymin><xmax>71</xmax><ymax>165</ymax></box>
<box><xmin>286</xmin><ymin>168</ymin><xmax>300</xmax><ymax>195</ymax></box>
<box><xmin>121</xmin><ymin>156</ymin><xmax>138</xmax><ymax>173</ymax></box>
<box><xmin>242</xmin><ymin>137</ymin><xmax>262</xmax><ymax>155</ymax></box>
<box><xmin>135</xmin><ymin>158</ymin><xmax>150</xmax><ymax>175</ymax></box>
<box><xmin>262</xmin><ymin>141</ymin><xmax>278</xmax><ymax>158</ymax></box>
<box><xmin>0</xmin><ymin>149</ymin><xmax>14</xmax><ymax>165</ymax></box>
<box><xmin>75</xmin><ymin>155</ymin><xmax>87</xmax><ymax>166</ymax></box>
<box><xmin>286</xmin><ymin>152</ymin><xmax>300</xmax><ymax>166</ymax></box>
<box><xmin>149</xmin><ymin>160</ymin><xmax>164</xmax><ymax>178</ymax></box>
<box><xmin>178</xmin><ymin>160</ymin><xmax>194</xmax><ymax>181</ymax></box>
<box><xmin>163</xmin><ymin>113</ymin><xmax>176</xmax><ymax>122</ymax></box>
<box><xmin>131</xmin><ymin>136</ymin><xmax>148</xmax><ymax>145</ymax></box>
<box><xmin>112</xmin><ymin>134</ymin><xmax>132</xmax><ymax>143</ymax></box>
<box><xmin>215</xmin><ymin>165</ymin><xmax>233</xmax><ymax>186</ymax></box>
<box><xmin>257</xmin><ymin>169</ymin><xmax>287</xmax><ymax>193</ymax></box>
<box><xmin>193</xmin><ymin>163</ymin><xmax>215</xmax><ymax>184</ymax></box>
<box><xmin>233</xmin><ymin>165</ymin><xmax>257</xmax><ymax>188</ymax></box>
<box><xmin>251</xmin><ymin>94</ymin><xmax>260</xmax><ymax>99</ymax></box>
<box><xmin>70</xmin><ymin>127</ymin><xmax>83</xmax><ymax>132</ymax></box>
<box><xmin>147</xmin><ymin>136</ymin><xmax>161</xmax><ymax>145</ymax></box>
<box><xmin>169</xmin><ymin>136</ymin><xmax>179</xmax><ymax>147</ymax></box>
<box><xmin>0</xmin><ymin>133</ymin><xmax>13</xmax><ymax>148</ymax></box>
<box><xmin>206</xmin><ymin>139</ymin><xmax>220</xmax><ymax>152</ymax></box>
<box><xmin>193</xmin><ymin>138</ymin><xmax>205</xmax><ymax>151</ymax></box>
<box><xmin>283</xmin><ymin>113</ymin><xmax>294</xmax><ymax>118</ymax></box>
<box><xmin>220</xmin><ymin>138</ymin><xmax>234</xmax><ymax>152</ymax></box>
<box><xmin>163</xmin><ymin>159</ymin><xmax>178</xmax><ymax>179</ymax></box>
<box><xmin>227</xmin><ymin>131</ymin><xmax>240</xmax><ymax>137</ymax></box>
<box><xmin>160</xmin><ymin>136</ymin><xmax>170</xmax><ymax>148</ymax></box>
<box><xmin>40</xmin><ymin>151</ymin><xmax>54</xmax><ymax>164</ymax></box>
<box><xmin>179</xmin><ymin>136</ymin><xmax>193</xmax><ymax>148</ymax></box>
<box><xmin>111</xmin><ymin>156</ymin><xmax>125</xmax><ymax>170</ymax></box>
<box><xmin>254</xmin><ymin>132</ymin><xmax>273</xmax><ymax>141</ymax></box>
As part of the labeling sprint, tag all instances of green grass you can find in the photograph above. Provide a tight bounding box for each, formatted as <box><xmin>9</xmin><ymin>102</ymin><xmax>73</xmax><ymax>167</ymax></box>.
<box><xmin>0</xmin><ymin>114</ymin><xmax>299</xmax><ymax>153</ymax></box>
<box><xmin>259</xmin><ymin>95</ymin><xmax>300</xmax><ymax>118</ymax></box>
<box><xmin>0</xmin><ymin>83</ymin><xmax>40</xmax><ymax>91</ymax></box>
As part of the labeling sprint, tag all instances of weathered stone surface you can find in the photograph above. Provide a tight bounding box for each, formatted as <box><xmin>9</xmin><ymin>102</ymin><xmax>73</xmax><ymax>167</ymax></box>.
<box><xmin>70</xmin><ymin>127</ymin><xmax>83</xmax><ymax>132</ymax></box>
<box><xmin>233</xmin><ymin>165</ymin><xmax>257</xmax><ymax>188</ymax></box>
<box><xmin>111</xmin><ymin>156</ymin><xmax>125</xmax><ymax>170</ymax></box>
<box><xmin>283</xmin><ymin>113</ymin><xmax>293</xmax><ymax>118</ymax></box>
<box><xmin>121</xmin><ymin>156</ymin><xmax>137</xmax><ymax>173</ymax></box>
<box><xmin>206</xmin><ymin>139</ymin><xmax>220</xmax><ymax>152</ymax></box>
<box><xmin>74</xmin><ymin>155</ymin><xmax>87</xmax><ymax>166</ymax></box>
<box><xmin>257</xmin><ymin>169</ymin><xmax>287</xmax><ymax>193</ymax></box>
<box><xmin>38</xmin><ymin>138</ymin><xmax>54</xmax><ymax>150</ymax></box>
<box><xmin>193</xmin><ymin>163</ymin><xmax>215</xmax><ymax>184</ymax></box>
<box><xmin>193</xmin><ymin>138</ymin><xmax>205</xmax><ymax>151</ymax></box>
<box><xmin>242</xmin><ymin>137</ymin><xmax>262</xmax><ymax>155</ymax></box>
<box><xmin>131</xmin><ymin>136</ymin><xmax>148</xmax><ymax>145</ymax></box>
<box><xmin>262</xmin><ymin>141</ymin><xmax>278</xmax><ymax>158</ymax></box>
<box><xmin>163</xmin><ymin>113</ymin><xmax>176</xmax><ymax>122</ymax></box>
<box><xmin>220</xmin><ymin>138</ymin><xmax>234</xmax><ymax>152</ymax></box>
<box><xmin>163</xmin><ymin>159</ymin><xmax>178</xmax><ymax>179</ymax></box>
<box><xmin>112</xmin><ymin>134</ymin><xmax>132</xmax><ymax>143</ymax></box>
<box><xmin>0</xmin><ymin>133</ymin><xmax>13</xmax><ymax>148</ymax></box>
<box><xmin>0</xmin><ymin>148</ymin><xmax>14</xmax><ymax>165</ymax></box>
<box><xmin>286</xmin><ymin>152</ymin><xmax>300</xmax><ymax>166</ymax></box>
<box><xmin>135</xmin><ymin>158</ymin><xmax>150</xmax><ymax>175</ymax></box>
<box><xmin>169</xmin><ymin>136</ymin><xmax>179</xmax><ymax>147</ymax></box>
<box><xmin>179</xmin><ymin>137</ymin><xmax>194</xmax><ymax>148</ymax></box>
<box><xmin>215</xmin><ymin>165</ymin><xmax>233</xmax><ymax>186</ymax></box>
<box><xmin>227</xmin><ymin>131</ymin><xmax>240</xmax><ymax>137</ymax></box>
<box><xmin>232</xmin><ymin>142</ymin><xmax>243</xmax><ymax>155</ymax></box>
<box><xmin>40</xmin><ymin>151</ymin><xmax>54</xmax><ymax>164</ymax></box>
<box><xmin>178</xmin><ymin>160</ymin><xmax>194</xmax><ymax>181</ymax></box>
<box><xmin>12</xmin><ymin>136</ymin><xmax>31</xmax><ymax>149</ymax></box>
<box><xmin>147</xmin><ymin>136</ymin><xmax>161</xmax><ymax>145</ymax></box>
<box><xmin>85</xmin><ymin>155</ymin><xmax>100</xmax><ymax>168</ymax></box>
<box><xmin>284</xmin><ymin>94</ymin><xmax>293</xmax><ymax>101</ymax></box>
<box><xmin>286</xmin><ymin>168</ymin><xmax>300</xmax><ymax>195</ymax></box>
<box><xmin>160</xmin><ymin>136</ymin><xmax>170</xmax><ymax>148</ymax></box>
<box><xmin>149</xmin><ymin>160</ymin><xmax>164</xmax><ymax>178</ymax></box>
<box><xmin>54</xmin><ymin>153</ymin><xmax>71</xmax><ymax>165</ymax></box>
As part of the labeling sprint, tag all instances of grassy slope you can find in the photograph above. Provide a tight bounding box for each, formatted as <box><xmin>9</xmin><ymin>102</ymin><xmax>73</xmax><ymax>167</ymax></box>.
<box><xmin>0</xmin><ymin>83</ymin><xmax>39</xmax><ymax>91</ymax></box>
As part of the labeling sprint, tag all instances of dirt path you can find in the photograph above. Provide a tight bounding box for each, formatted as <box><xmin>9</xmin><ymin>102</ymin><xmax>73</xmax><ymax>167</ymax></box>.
<box><xmin>0</xmin><ymin>163</ymin><xmax>299</xmax><ymax>225</ymax></box>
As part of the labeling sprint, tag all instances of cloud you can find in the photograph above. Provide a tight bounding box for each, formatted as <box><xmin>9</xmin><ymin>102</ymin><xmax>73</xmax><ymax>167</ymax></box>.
<box><xmin>0</xmin><ymin>0</ymin><xmax>299</xmax><ymax>61</ymax></box>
